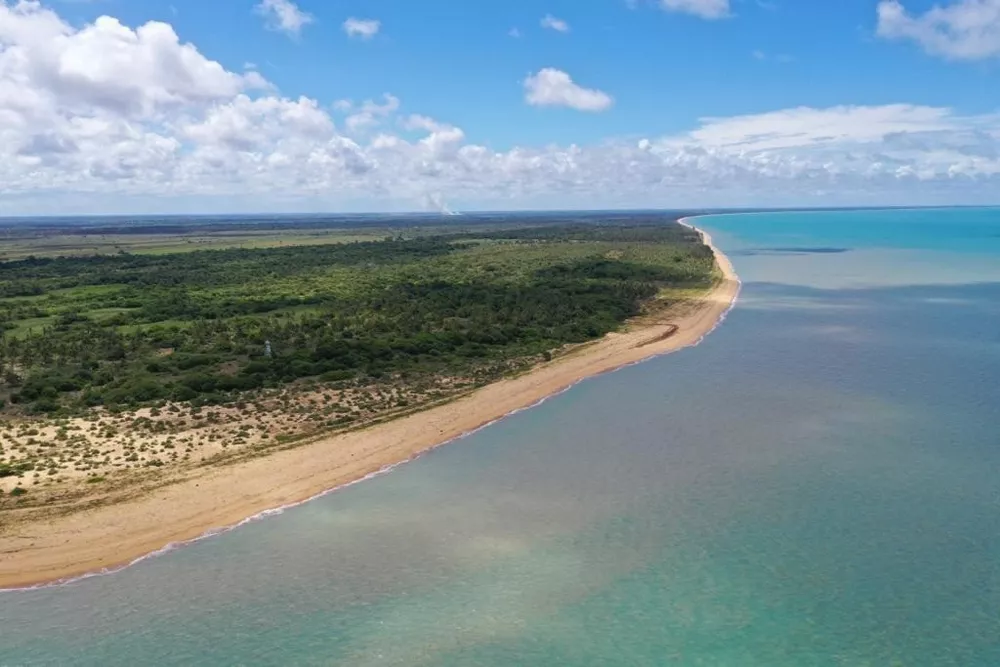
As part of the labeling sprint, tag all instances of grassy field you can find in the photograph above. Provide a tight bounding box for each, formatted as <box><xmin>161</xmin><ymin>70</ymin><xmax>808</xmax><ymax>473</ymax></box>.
<box><xmin>0</xmin><ymin>230</ymin><xmax>391</xmax><ymax>261</ymax></box>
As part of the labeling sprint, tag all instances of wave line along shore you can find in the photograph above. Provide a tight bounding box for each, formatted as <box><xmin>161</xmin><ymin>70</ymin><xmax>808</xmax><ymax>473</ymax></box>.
<box><xmin>0</xmin><ymin>220</ymin><xmax>740</xmax><ymax>590</ymax></box>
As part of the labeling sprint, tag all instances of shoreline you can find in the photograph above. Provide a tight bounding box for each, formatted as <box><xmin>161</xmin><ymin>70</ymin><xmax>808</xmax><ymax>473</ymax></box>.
<box><xmin>0</xmin><ymin>221</ymin><xmax>740</xmax><ymax>591</ymax></box>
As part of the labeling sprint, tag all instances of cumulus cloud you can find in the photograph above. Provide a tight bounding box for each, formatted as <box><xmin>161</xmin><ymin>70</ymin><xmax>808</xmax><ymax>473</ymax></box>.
<box><xmin>255</xmin><ymin>0</ymin><xmax>313</xmax><ymax>36</ymax></box>
<box><xmin>659</xmin><ymin>0</ymin><xmax>731</xmax><ymax>19</ymax></box>
<box><xmin>343</xmin><ymin>18</ymin><xmax>380</xmax><ymax>39</ymax></box>
<box><xmin>540</xmin><ymin>14</ymin><xmax>570</xmax><ymax>32</ymax></box>
<box><xmin>1</xmin><ymin>4</ymin><xmax>999</xmax><ymax>213</ymax></box>
<box><xmin>336</xmin><ymin>94</ymin><xmax>400</xmax><ymax>132</ymax></box>
<box><xmin>0</xmin><ymin>1</ymin><xmax>266</xmax><ymax>119</ymax></box>
<box><xmin>524</xmin><ymin>69</ymin><xmax>614</xmax><ymax>112</ymax></box>
<box><xmin>876</xmin><ymin>0</ymin><xmax>1000</xmax><ymax>60</ymax></box>
<box><xmin>180</xmin><ymin>95</ymin><xmax>333</xmax><ymax>151</ymax></box>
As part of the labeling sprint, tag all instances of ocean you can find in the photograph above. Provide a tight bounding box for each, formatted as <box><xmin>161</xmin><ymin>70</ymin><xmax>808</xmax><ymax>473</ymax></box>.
<box><xmin>2</xmin><ymin>207</ymin><xmax>999</xmax><ymax>666</ymax></box>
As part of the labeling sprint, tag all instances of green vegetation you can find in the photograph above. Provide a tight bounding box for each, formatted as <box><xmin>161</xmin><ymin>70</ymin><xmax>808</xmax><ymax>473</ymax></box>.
<box><xmin>0</xmin><ymin>216</ymin><xmax>714</xmax><ymax>417</ymax></box>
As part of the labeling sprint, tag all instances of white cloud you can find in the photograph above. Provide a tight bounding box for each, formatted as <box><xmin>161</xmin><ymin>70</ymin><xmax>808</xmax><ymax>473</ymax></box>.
<box><xmin>540</xmin><ymin>14</ymin><xmax>570</xmax><ymax>32</ymax></box>
<box><xmin>343</xmin><ymin>18</ymin><xmax>380</xmax><ymax>39</ymax></box>
<box><xmin>1</xmin><ymin>4</ymin><xmax>999</xmax><ymax>213</ymax></box>
<box><xmin>336</xmin><ymin>94</ymin><xmax>400</xmax><ymax>132</ymax></box>
<box><xmin>401</xmin><ymin>114</ymin><xmax>446</xmax><ymax>132</ymax></box>
<box><xmin>678</xmin><ymin>105</ymin><xmax>959</xmax><ymax>151</ymax></box>
<box><xmin>255</xmin><ymin>0</ymin><xmax>313</xmax><ymax>37</ymax></box>
<box><xmin>876</xmin><ymin>0</ymin><xmax>1000</xmax><ymax>60</ymax></box>
<box><xmin>180</xmin><ymin>95</ymin><xmax>333</xmax><ymax>151</ymax></box>
<box><xmin>508</xmin><ymin>27</ymin><xmax>522</xmax><ymax>38</ymax></box>
<box><xmin>659</xmin><ymin>0</ymin><xmax>731</xmax><ymax>20</ymax></box>
<box><xmin>524</xmin><ymin>69</ymin><xmax>614</xmax><ymax>112</ymax></box>
<box><xmin>0</xmin><ymin>1</ymin><xmax>266</xmax><ymax>119</ymax></box>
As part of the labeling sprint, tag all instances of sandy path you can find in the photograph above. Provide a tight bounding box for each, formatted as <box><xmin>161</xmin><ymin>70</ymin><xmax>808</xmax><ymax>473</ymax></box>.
<box><xmin>0</xmin><ymin>222</ymin><xmax>739</xmax><ymax>590</ymax></box>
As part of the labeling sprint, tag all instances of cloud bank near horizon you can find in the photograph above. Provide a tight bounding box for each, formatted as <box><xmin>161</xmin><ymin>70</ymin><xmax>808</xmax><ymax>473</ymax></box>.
<box><xmin>0</xmin><ymin>1</ymin><xmax>998</xmax><ymax>215</ymax></box>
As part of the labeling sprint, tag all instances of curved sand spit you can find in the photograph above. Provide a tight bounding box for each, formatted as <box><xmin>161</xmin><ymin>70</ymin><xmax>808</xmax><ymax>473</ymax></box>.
<box><xmin>0</xmin><ymin>220</ymin><xmax>740</xmax><ymax>590</ymax></box>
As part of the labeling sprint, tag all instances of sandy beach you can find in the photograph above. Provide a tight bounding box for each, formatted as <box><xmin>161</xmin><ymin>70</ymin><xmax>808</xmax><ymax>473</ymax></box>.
<box><xmin>0</xmin><ymin>222</ymin><xmax>739</xmax><ymax>590</ymax></box>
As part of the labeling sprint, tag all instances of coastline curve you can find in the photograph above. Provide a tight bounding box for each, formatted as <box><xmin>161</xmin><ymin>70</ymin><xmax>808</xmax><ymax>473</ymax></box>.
<box><xmin>0</xmin><ymin>221</ymin><xmax>741</xmax><ymax>591</ymax></box>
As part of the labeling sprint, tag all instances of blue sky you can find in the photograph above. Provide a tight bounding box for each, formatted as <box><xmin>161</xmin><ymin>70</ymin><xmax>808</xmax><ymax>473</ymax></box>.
<box><xmin>1</xmin><ymin>0</ymin><xmax>998</xmax><ymax>213</ymax></box>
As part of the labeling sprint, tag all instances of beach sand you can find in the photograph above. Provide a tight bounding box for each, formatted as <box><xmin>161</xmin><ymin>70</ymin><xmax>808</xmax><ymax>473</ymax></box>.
<box><xmin>0</xmin><ymin>222</ymin><xmax>739</xmax><ymax>590</ymax></box>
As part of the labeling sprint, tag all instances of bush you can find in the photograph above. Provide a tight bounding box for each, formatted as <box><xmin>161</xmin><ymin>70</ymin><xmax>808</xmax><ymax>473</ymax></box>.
<box><xmin>320</xmin><ymin>370</ymin><xmax>355</xmax><ymax>382</ymax></box>
<box><xmin>29</xmin><ymin>398</ymin><xmax>61</xmax><ymax>415</ymax></box>
<box><xmin>101</xmin><ymin>377</ymin><xmax>166</xmax><ymax>406</ymax></box>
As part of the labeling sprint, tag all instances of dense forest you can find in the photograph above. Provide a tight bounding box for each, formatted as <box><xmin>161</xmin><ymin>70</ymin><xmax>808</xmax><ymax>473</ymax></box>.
<box><xmin>0</xmin><ymin>218</ymin><xmax>715</xmax><ymax>416</ymax></box>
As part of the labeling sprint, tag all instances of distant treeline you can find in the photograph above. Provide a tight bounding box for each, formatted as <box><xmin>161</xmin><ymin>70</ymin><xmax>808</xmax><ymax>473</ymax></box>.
<box><xmin>0</xmin><ymin>211</ymin><xmax>693</xmax><ymax>237</ymax></box>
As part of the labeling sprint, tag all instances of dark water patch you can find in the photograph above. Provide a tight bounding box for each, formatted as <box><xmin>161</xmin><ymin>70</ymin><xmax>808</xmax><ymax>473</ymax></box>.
<box><xmin>731</xmin><ymin>246</ymin><xmax>851</xmax><ymax>256</ymax></box>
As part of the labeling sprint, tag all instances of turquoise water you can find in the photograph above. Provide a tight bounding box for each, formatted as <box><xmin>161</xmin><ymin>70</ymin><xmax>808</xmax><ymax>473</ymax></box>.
<box><xmin>2</xmin><ymin>207</ymin><xmax>999</xmax><ymax>666</ymax></box>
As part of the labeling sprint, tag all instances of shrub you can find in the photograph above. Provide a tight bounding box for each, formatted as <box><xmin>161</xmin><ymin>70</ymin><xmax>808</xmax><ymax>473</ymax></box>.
<box><xmin>29</xmin><ymin>398</ymin><xmax>60</xmax><ymax>415</ymax></box>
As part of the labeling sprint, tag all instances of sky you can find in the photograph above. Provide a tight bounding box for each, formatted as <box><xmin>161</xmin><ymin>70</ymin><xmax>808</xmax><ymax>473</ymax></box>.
<box><xmin>0</xmin><ymin>0</ymin><xmax>998</xmax><ymax>215</ymax></box>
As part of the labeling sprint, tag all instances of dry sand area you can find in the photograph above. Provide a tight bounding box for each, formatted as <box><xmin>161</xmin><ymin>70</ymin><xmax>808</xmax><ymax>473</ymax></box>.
<box><xmin>0</xmin><ymin>223</ymin><xmax>739</xmax><ymax>589</ymax></box>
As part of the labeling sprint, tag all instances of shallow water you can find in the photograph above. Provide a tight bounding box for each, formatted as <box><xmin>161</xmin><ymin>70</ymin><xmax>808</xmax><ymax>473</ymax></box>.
<box><xmin>2</xmin><ymin>207</ymin><xmax>999</xmax><ymax>666</ymax></box>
